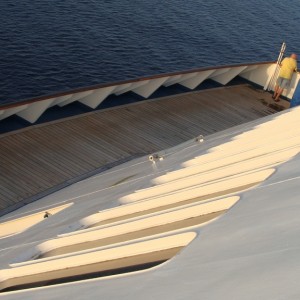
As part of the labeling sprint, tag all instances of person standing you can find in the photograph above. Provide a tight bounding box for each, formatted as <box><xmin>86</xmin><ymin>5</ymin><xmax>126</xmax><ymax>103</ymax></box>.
<box><xmin>272</xmin><ymin>53</ymin><xmax>297</xmax><ymax>102</ymax></box>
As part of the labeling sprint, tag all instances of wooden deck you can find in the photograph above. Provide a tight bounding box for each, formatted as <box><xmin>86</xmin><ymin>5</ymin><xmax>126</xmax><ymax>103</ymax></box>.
<box><xmin>0</xmin><ymin>85</ymin><xmax>280</xmax><ymax>215</ymax></box>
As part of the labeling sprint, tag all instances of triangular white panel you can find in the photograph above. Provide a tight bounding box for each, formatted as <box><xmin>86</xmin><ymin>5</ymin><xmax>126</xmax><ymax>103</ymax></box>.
<box><xmin>209</xmin><ymin>68</ymin><xmax>230</xmax><ymax>79</ymax></box>
<box><xmin>114</xmin><ymin>81</ymin><xmax>150</xmax><ymax>96</ymax></box>
<box><xmin>132</xmin><ymin>77</ymin><xmax>169</xmax><ymax>98</ymax></box>
<box><xmin>241</xmin><ymin>64</ymin><xmax>274</xmax><ymax>87</ymax></box>
<box><xmin>0</xmin><ymin>105</ymin><xmax>29</xmax><ymax>121</ymax></box>
<box><xmin>165</xmin><ymin>72</ymin><xmax>202</xmax><ymax>88</ymax></box>
<box><xmin>17</xmin><ymin>99</ymin><xmax>54</xmax><ymax>123</ymax></box>
<box><xmin>49</xmin><ymin>95</ymin><xmax>73</xmax><ymax>108</ymax></box>
<box><xmin>113</xmin><ymin>83</ymin><xmax>132</xmax><ymax>95</ymax></box>
<box><xmin>210</xmin><ymin>66</ymin><xmax>247</xmax><ymax>85</ymax></box>
<box><xmin>79</xmin><ymin>86</ymin><xmax>116</xmax><ymax>109</ymax></box>
<box><xmin>175</xmin><ymin>72</ymin><xmax>200</xmax><ymax>87</ymax></box>
<box><xmin>239</xmin><ymin>65</ymin><xmax>258</xmax><ymax>74</ymax></box>
<box><xmin>263</xmin><ymin>64</ymin><xmax>279</xmax><ymax>91</ymax></box>
<box><xmin>72</xmin><ymin>91</ymin><xmax>93</xmax><ymax>101</ymax></box>
<box><xmin>163</xmin><ymin>75</ymin><xmax>183</xmax><ymax>87</ymax></box>
<box><xmin>57</xmin><ymin>94</ymin><xmax>76</xmax><ymax>107</ymax></box>
<box><xmin>180</xmin><ymin>70</ymin><xmax>216</xmax><ymax>89</ymax></box>
<box><xmin>58</xmin><ymin>91</ymin><xmax>93</xmax><ymax>107</ymax></box>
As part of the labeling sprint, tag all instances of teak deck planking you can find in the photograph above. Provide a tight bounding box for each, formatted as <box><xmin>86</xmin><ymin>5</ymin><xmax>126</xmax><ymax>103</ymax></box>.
<box><xmin>0</xmin><ymin>85</ymin><xmax>277</xmax><ymax>213</ymax></box>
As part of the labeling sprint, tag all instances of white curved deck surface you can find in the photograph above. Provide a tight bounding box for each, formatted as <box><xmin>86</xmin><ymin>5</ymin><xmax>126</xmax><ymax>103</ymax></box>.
<box><xmin>0</xmin><ymin>106</ymin><xmax>300</xmax><ymax>298</ymax></box>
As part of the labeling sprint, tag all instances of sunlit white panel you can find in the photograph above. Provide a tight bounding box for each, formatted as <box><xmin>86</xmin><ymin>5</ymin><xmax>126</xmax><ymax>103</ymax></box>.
<box><xmin>0</xmin><ymin>232</ymin><xmax>195</xmax><ymax>292</ymax></box>
<box><xmin>17</xmin><ymin>99</ymin><xmax>54</xmax><ymax>123</ymax></box>
<box><xmin>0</xmin><ymin>105</ymin><xmax>29</xmax><ymax>121</ymax></box>
<box><xmin>79</xmin><ymin>86</ymin><xmax>116</xmax><ymax>109</ymax></box>
<box><xmin>132</xmin><ymin>77</ymin><xmax>169</xmax><ymax>98</ymax></box>
<box><xmin>180</xmin><ymin>70</ymin><xmax>216</xmax><ymax>89</ymax></box>
<box><xmin>163</xmin><ymin>75</ymin><xmax>183</xmax><ymax>87</ymax></box>
<box><xmin>115</xmin><ymin>81</ymin><xmax>150</xmax><ymax>96</ymax></box>
<box><xmin>211</xmin><ymin>66</ymin><xmax>248</xmax><ymax>85</ymax></box>
<box><xmin>0</xmin><ymin>203</ymin><xmax>73</xmax><ymax>239</ymax></box>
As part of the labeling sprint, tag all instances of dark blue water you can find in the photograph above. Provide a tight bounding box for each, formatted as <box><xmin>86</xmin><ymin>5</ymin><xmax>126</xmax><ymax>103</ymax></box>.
<box><xmin>1</xmin><ymin>0</ymin><xmax>299</xmax><ymax>104</ymax></box>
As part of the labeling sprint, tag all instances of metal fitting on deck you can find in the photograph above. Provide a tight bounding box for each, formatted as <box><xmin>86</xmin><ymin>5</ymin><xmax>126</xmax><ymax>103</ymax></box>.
<box><xmin>195</xmin><ymin>135</ymin><xmax>204</xmax><ymax>143</ymax></box>
<box><xmin>149</xmin><ymin>154</ymin><xmax>164</xmax><ymax>162</ymax></box>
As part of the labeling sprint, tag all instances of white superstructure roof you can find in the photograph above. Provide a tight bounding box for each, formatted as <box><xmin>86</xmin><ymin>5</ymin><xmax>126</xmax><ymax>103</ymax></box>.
<box><xmin>1</xmin><ymin>105</ymin><xmax>300</xmax><ymax>299</ymax></box>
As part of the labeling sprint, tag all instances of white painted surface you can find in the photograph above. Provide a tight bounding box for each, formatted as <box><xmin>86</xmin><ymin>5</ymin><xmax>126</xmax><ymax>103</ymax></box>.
<box><xmin>0</xmin><ymin>204</ymin><xmax>72</xmax><ymax>238</ymax></box>
<box><xmin>49</xmin><ymin>95</ymin><xmax>73</xmax><ymax>108</ymax></box>
<box><xmin>122</xmin><ymin>148</ymin><xmax>298</xmax><ymax>202</ymax></box>
<box><xmin>0</xmin><ymin>105</ymin><xmax>29</xmax><ymax>121</ymax></box>
<box><xmin>209</xmin><ymin>68</ymin><xmax>230</xmax><ymax>79</ymax></box>
<box><xmin>241</xmin><ymin>64</ymin><xmax>274</xmax><ymax>88</ymax></box>
<box><xmin>58</xmin><ymin>91</ymin><xmax>93</xmax><ymax>107</ymax></box>
<box><xmin>33</xmin><ymin>197</ymin><xmax>234</xmax><ymax>259</ymax></box>
<box><xmin>79</xmin><ymin>86</ymin><xmax>116</xmax><ymax>108</ymax></box>
<box><xmin>180</xmin><ymin>70</ymin><xmax>215</xmax><ymax>89</ymax></box>
<box><xmin>17</xmin><ymin>100</ymin><xmax>53</xmax><ymax>123</ymax></box>
<box><xmin>0</xmin><ymin>233</ymin><xmax>196</xmax><ymax>291</ymax></box>
<box><xmin>113</xmin><ymin>83</ymin><xmax>132</xmax><ymax>94</ymax></box>
<box><xmin>163</xmin><ymin>75</ymin><xmax>183</xmax><ymax>87</ymax></box>
<box><xmin>114</xmin><ymin>81</ymin><xmax>149</xmax><ymax>96</ymax></box>
<box><xmin>211</xmin><ymin>66</ymin><xmax>248</xmax><ymax>85</ymax></box>
<box><xmin>132</xmin><ymin>77</ymin><xmax>168</xmax><ymax>98</ymax></box>
<box><xmin>1</xmin><ymin>104</ymin><xmax>300</xmax><ymax>299</ymax></box>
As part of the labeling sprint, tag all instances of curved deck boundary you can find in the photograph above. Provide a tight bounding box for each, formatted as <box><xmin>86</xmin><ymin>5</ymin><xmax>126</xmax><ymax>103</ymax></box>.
<box><xmin>0</xmin><ymin>85</ymin><xmax>277</xmax><ymax>216</ymax></box>
<box><xmin>0</xmin><ymin>155</ymin><xmax>142</xmax><ymax>218</ymax></box>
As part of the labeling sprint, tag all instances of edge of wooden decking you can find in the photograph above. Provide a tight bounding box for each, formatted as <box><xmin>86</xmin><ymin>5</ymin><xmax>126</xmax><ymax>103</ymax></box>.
<box><xmin>0</xmin><ymin>85</ymin><xmax>280</xmax><ymax>216</ymax></box>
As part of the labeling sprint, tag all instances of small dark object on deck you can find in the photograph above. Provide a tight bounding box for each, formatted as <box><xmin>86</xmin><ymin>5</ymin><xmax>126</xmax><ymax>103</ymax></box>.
<box><xmin>268</xmin><ymin>103</ymin><xmax>284</xmax><ymax>112</ymax></box>
<box><xmin>44</xmin><ymin>211</ymin><xmax>52</xmax><ymax>218</ymax></box>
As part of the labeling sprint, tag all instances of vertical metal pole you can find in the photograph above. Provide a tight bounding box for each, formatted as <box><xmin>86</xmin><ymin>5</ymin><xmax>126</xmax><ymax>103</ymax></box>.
<box><xmin>264</xmin><ymin>42</ymin><xmax>286</xmax><ymax>91</ymax></box>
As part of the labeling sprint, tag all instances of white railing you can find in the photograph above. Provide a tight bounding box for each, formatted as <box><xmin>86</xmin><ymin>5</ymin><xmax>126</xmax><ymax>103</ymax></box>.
<box><xmin>1</xmin><ymin>61</ymin><xmax>298</xmax><ymax>124</ymax></box>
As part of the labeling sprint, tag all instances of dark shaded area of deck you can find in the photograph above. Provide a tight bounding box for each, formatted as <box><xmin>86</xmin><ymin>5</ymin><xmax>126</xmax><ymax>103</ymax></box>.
<box><xmin>0</xmin><ymin>85</ymin><xmax>278</xmax><ymax>216</ymax></box>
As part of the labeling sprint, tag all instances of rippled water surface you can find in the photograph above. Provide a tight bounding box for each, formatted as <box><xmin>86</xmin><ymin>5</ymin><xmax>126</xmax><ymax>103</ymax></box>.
<box><xmin>1</xmin><ymin>0</ymin><xmax>299</xmax><ymax>104</ymax></box>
